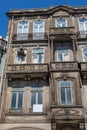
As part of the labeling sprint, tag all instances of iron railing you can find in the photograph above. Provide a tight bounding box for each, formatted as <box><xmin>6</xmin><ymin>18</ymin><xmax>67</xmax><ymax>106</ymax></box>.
<box><xmin>12</xmin><ymin>33</ymin><xmax>48</xmax><ymax>41</ymax></box>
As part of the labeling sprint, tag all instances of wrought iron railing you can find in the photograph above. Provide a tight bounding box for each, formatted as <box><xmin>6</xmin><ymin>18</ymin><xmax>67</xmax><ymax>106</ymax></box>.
<box><xmin>12</xmin><ymin>33</ymin><xmax>48</xmax><ymax>41</ymax></box>
<box><xmin>77</xmin><ymin>31</ymin><xmax>87</xmax><ymax>38</ymax></box>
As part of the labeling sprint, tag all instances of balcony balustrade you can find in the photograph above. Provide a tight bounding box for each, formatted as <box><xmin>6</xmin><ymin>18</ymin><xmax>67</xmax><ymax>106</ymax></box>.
<box><xmin>80</xmin><ymin>62</ymin><xmax>87</xmax><ymax>71</ymax></box>
<box><xmin>6</xmin><ymin>63</ymin><xmax>48</xmax><ymax>74</ymax></box>
<box><xmin>50</xmin><ymin>62</ymin><xmax>78</xmax><ymax>71</ymax></box>
<box><xmin>51</xmin><ymin>106</ymin><xmax>83</xmax><ymax>120</ymax></box>
<box><xmin>50</xmin><ymin>27</ymin><xmax>75</xmax><ymax>35</ymax></box>
<box><xmin>12</xmin><ymin>33</ymin><xmax>48</xmax><ymax>41</ymax></box>
<box><xmin>77</xmin><ymin>31</ymin><xmax>87</xmax><ymax>38</ymax></box>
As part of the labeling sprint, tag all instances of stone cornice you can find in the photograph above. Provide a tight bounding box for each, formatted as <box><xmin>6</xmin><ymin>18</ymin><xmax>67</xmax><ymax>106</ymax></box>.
<box><xmin>6</xmin><ymin>5</ymin><xmax>87</xmax><ymax>17</ymax></box>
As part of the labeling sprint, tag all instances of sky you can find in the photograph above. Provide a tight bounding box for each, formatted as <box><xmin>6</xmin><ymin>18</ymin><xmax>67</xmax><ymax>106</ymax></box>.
<box><xmin>0</xmin><ymin>0</ymin><xmax>87</xmax><ymax>38</ymax></box>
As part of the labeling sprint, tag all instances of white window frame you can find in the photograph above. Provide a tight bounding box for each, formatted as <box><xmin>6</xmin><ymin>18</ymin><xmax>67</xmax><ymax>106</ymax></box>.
<box><xmin>82</xmin><ymin>47</ymin><xmax>87</xmax><ymax>62</ymax></box>
<box><xmin>33</xmin><ymin>20</ymin><xmax>44</xmax><ymax>39</ymax></box>
<box><xmin>59</xmin><ymin>80</ymin><xmax>73</xmax><ymax>105</ymax></box>
<box><xmin>56</xmin><ymin>47</ymin><xmax>69</xmax><ymax>62</ymax></box>
<box><xmin>14</xmin><ymin>50</ymin><xmax>27</xmax><ymax>64</ymax></box>
<box><xmin>32</xmin><ymin>48</ymin><xmax>44</xmax><ymax>63</ymax></box>
<box><xmin>10</xmin><ymin>89</ymin><xmax>23</xmax><ymax>110</ymax></box>
<box><xmin>55</xmin><ymin>18</ymin><xmax>67</xmax><ymax>27</ymax></box>
<box><xmin>79</xmin><ymin>18</ymin><xmax>87</xmax><ymax>37</ymax></box>
<box><xmin>31</xmin><ymin>87</ymin><xmax>43</xmax><ymax>112</ymax></box>
<box><xmin>17</xmin><ymin>21</ymin><xmax>29</xmax><ymax>40</ymax></box>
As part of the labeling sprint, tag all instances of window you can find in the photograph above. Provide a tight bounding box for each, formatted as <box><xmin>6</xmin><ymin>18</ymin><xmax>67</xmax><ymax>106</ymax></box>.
<box><xmin>10</xmin><ymin>91</ymin><xmax>23</xmax><ymax>109</ymax></box>
<box><xmin>56</xmin><ymin>18</ymin><xmax>67</xmax><ymax>27</ymax></box>
<box><xmin>79</xmin><ymin>18</ymin><xmax>87</xmax><ymax>37</ymax></box>
<box><xmin>56</xmin><ymin>47</ymin><xmax>69</xmax><ymax>61</ymax></box>
<box><xmin>82</xmin><ymin>47</ymin><xmax>87</xmax><ymax>62</ymax></box>
<box><xmin>59</xmin><ymin>80</ymin><xmax>72</xmax><ymax>105</ymax></box>
<box><xmin>32</xmin><ymin>48</ymin><xmax>44</xmax><ymax>63</ymax></box>
<box><xmin>17</xmin><ymin>21</ymin><xmax>28</xmax><ymax>40</ymax></box>
<box><xmin>14</xmin><ymin>50</ymin><xmax>26</xmax><ymax>64</ymax></box>
<box><xmin>31</xmin><ymin>87</ymin><xmax>43</xmax><ymax>112</ymax></box>
<box><xmin>33</xmin><ymin>20</ymin><xmax>44</xmax><ymax>39</ymax></box>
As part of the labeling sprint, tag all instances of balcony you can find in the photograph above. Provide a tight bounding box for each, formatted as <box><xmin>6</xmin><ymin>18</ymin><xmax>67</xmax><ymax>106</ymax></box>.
<box><xmin>80</xmin><ymin>62</ymin><xmax>87</xmax><ymax>71</ymax></box>
<box><xmin>12</xmin><ymin>33</ymin><xmax>48</xmax><ymax>42</ymax></box>
<box><xmin>50</xmin><ymin>62</ymin><xmax>78</xmax><ymax>72</ymax></box>
<box><xmin>50</xmin><ymin>27</ymin><xmax>75</xmax><ymax>35</ymax></box>
<box><xmin>6</xmin><ymin>64</ymin><xmax>48</xmax><ymax>75</ymax></box>
<box><xmin>51</xmin><ymin>106</ymin><xmax>83</xmax><ymax>120</ymax></box>
<box><xmin>77</xmin><ymin>31</ymin><xmax>87</xmax><ymax>39</ymax></box>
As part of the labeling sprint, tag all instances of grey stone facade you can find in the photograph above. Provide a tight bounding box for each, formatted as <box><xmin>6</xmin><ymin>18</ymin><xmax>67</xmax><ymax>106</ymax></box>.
<box><xmin>0</xmin><ymin>5</ymin><xmax>87</xmax><ymax>130</ymax></box>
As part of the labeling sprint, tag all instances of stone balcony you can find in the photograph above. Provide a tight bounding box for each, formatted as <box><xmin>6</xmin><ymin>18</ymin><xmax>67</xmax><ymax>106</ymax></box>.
<box><xmin>6</xmin><ymin>64</ymin><xmax>48</xmax><ymax>77</ymax></box>
<box><xmin>50</xmin><ymin>27</ymin><xmax>75</xmax><ymax>36</ymax></box>
<box><xmin>50</xmin><ymin>62</ymin><xmax>78</xmax><ymax>72</ymax></box>
<box><xmin>51</xmin><ymin>106</ymin><xmax>84</xmax><ymax>120</ymax></box>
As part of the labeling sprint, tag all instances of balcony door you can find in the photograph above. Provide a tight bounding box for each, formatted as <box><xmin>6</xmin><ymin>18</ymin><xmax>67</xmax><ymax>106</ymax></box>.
<box><xmin>79</xmin><ymin>19</ymin><xmax>87</xmax><ymax>38</ymax></box>
<box><xmin>17</xmin><ymin>21</ymin><xmax>28</xmax><ymax>40</ymax></box>
<box><xmin>33</xmin><ymin>20</ymin><xmax>44</xmax><ymax>39</ymax></box>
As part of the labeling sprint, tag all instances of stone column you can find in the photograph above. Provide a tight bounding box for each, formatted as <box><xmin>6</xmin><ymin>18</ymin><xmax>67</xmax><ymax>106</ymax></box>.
<box><xmin>71</xmin><ymin>36</ymin><xmax>77</xmax><ymax>61</ymax></box>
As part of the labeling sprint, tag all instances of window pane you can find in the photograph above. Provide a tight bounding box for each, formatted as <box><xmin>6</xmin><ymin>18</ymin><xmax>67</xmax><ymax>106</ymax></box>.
<box><xmin>56</xmin><ymin>19</ymin><xmax>66</xmax><ymax>27</ymax></box>
<box><xmin>66</xmin><ymin>88</ymin><xmax>72</xmax><ymax>104</ymax></box>
<box><xmin>61</xmin><ymin>87</ymin><xmax>66</xmax><ymax>104</ymax></box>
<box><xmin>18</xmin><ymin>92</ymin><xmax>23</xmax><ymax>109</ymax></box>
<box><xmin>38</xmin><ymin>92</ymin><xmax>42</xmax><ymax>104</ymax></box>
<box><xmin>38</xmin><ymin>54</ymin><xmax>44</xmax><ymax>63</ymax></box>
<box><xmin>11</xmin><ymin>93</ymin><xmax>16</xmax><ymax>108</ymax></box>
<box><xmin>58</xmin><ymin>53</ymin><xmax>63</xmax><ymax>61</ymax></box>
<box><xmin>31</xmin><ymin>92</ymin><xmax>36</xmax><ymax>107</ymax></box>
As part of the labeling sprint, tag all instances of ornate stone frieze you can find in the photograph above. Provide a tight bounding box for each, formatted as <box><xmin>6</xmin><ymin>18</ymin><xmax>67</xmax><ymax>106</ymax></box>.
<box><xmin>50</xmin><ymin>27</ymin><xmax>75</xmax><ymax>35</ymax></box>
<box><xmin>51</xmin><ymin>107</ymin><xmax>83</xmax><ymax>119</ymax></box>
<box><xmin>6</xmin><ymin>64</ymin><xmax>48</xmax><ymax>73</ymax></box>
<box><xmin>51</xmin><ymin>62</ymin><xmax>78</xmax><ymax>71</ymax></box>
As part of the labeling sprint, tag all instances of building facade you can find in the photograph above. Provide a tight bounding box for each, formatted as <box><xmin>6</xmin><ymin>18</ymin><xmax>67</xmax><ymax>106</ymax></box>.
<box><xmin>0</xmin><ymin>5</ymin><xmax>87</xmax><ymax>130</ymax></box>
<box><xmin>0</xmin><ymin>36</ymin><xmax>7</xmax><ymax>119</ymax></box>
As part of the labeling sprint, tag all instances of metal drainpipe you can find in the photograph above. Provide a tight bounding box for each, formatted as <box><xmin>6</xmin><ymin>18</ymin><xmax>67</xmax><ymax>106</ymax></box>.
<box><xmin>0</xmin><ymin>15</ymin><xmax>14</xmax><ymax>120</ymax></box>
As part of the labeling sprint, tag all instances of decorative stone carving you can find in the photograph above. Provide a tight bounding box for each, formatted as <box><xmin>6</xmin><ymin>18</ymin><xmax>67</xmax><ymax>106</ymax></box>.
<box><xmin>50</xmin><ymin>27</ymin><xmax>75</xmax><ymax>35</ymax></box>
<box><xmin>7</xmin><ymin>64</ymin><xmax>48</xmax><ymax>73</ymax></box>
<box><xmin>51</xmin><ymin>107</ymin><xmax>83</xmax><ymax>119</ymax></box>
<box><xmin>51</xmin><ymin>62</ymin><xmax>78</xmax><ymax>71</ymax></box>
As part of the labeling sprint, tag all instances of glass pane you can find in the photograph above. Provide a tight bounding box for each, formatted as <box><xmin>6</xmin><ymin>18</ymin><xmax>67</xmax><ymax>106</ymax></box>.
<box><xmin>79</xmin><ymin>22</ymin><xmax>84</xmax><ymax>31</ymax></box>
<box><xmin>31</xmin><ymin>92</ymin><xmax>36</xmax><ymax>107</ymax></box>
<box><xmin>34</xmin><ymin>21</ymin><xmax>44</xmax><ymax>33</ymax></box>
<box><xmin>56</xmin><ymin>19</ymin><xmax>66</xmax><ymax>27</ymax></box>
<box><xmin>11</xmin><ymin>93</ymin><xmax>16</xmax><ymax>108</ymax></box>
<box><xmin>31</xmin><ymin>87</ymin><xmax>43</xmax><ymax>91</ymax></box>
<box><xmin>61</xmin><ymin>87</ymin><xmax>66</xmax><ymax>104</ymax></box>
<box><xmin>58</xmin><ymin>53</ymin><xmax>63</xmax><ymax>61</ymax></box>
<box><xmin>18</xmin><ymin>92</ymin><xmax>23</xmax><ymax>109</ymax></box>
<box><xmin>38</xmin><ymin>92</ymin><xmax>42</xmax><ymax>104</ymax></box>
<box><xmin>38</xmin><ymin>54</ymin><xmax>44</xmax><ymax>63</ymax></box>
<box><xmin>32</xmin><ymin>48</ymin><xmax>43</xmax><ymax>53</ymax></box>
<box><xmin>66</xmin><ymin>88</ymin><xmax>72</xmax><ymax>104</ymax></box>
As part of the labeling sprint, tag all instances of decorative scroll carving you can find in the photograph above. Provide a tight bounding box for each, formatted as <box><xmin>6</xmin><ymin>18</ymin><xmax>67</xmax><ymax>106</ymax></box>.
<box><xmin>51</xmin><ymin>107</ymin><xmax>83</xmax><ymax>119</ymax></box>
<box><xmin>7</xmin><ymin>64</ymin><xmax>48</xmax><ymax>73</ymax></box>
<box><xmin>50</xmin><ymin>27</ymin><xmax>75</xmax><ymax>35</ymax></box>
<box><xmin>51</xmin><ymin>62</ymin><xmax>78</xmax><ymax>71</ymax></box>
